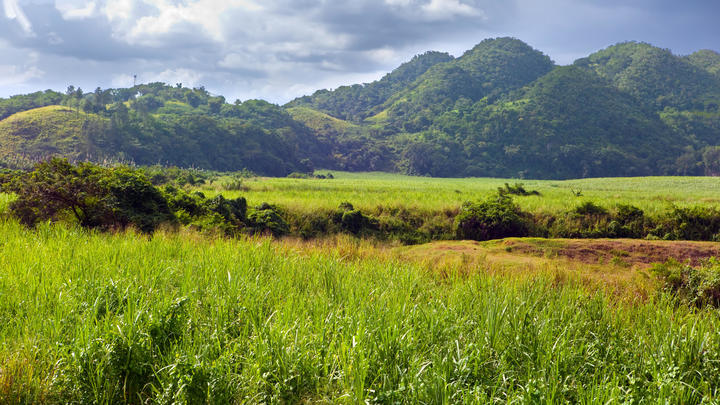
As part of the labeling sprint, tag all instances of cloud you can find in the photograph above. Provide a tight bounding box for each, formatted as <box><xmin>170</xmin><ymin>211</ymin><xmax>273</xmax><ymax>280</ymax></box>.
<box><xmin>421</xmin><ymin>0</ymin><xmax>484</xmax><ymax>20</ymax></box>
<box><xmin>0</xmin><ymin>51</ymin><xmax>44</xmax><ymax>86</ymax></box>
<box><xmin>55</xmin><ymin>0</ymin><xmax>97</xmax><ymax>20</ymax></box>
<box><xmin>3</xmin><ymin>0</ymin><xmax>33</xmax><ymax>34</ymax></box>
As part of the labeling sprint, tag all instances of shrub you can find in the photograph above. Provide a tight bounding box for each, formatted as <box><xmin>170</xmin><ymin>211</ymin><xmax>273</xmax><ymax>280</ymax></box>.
<box><xmin>498</xmin><ymin>182</ymin><xmax>540</xmax><ymax>196</ymax></box>
<box><xmin>286</xmin><ymin>172</ymin><xmax>310</xmax><ymax>179</ymax></box>
<box><xmin>652</xmin><ymin>258</ymin><xmax>720</xmax><ymax>308</ymax></box>
<box><xmin>203</xmin><ymin>194</ymin><xmax>247</xmax><ymax>224</ymax></box>
<box><xmin>100</xmin><ymin>167</ymin><xmax>176</xmax><ymax>233</ymax></box>
<box><xmin>608</xmin><ymin>204</ymin><xmax>647</xmax><ymax>238</ymax></box>
<box><xmin>454</xmin><ymin>194</ymin><xmax>529</xmax><ymax>241</ymax></box>
<box><xmin>573</xmin><ymin>201</ymin><xmax>608</xmax><ymax>217</ymax></box>
<box><xmin>3</xmin><ymin>158</ymin><xmax>175</xmax><ymax>233</ymax></box>
<box><xmin>651</xmin><ymin>205</ymin><xmax>720</xmax><ymax>240</ymax></box>
<box><xmin>247</xmin><ymin>204</ymin><xmax>289</xmax><ymax>236</ymax></box>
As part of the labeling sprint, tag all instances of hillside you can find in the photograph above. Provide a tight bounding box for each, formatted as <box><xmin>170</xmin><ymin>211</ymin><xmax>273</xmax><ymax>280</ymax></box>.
<box><xmin>2</xmin><ymin>38</ymin><xmax>720</xmax><ymax>178</ymax></box>
<box><xmin>0</xmin><ymin>105</ymin><xmax>110</xmax><ymax>162</ymax></box>
<box><xmin>0</xmin><ymin>86</ymin><xmax>329</xmax><ymax>175</ymax></box>
<box><xmin>290</xmin><ymin>38</ymin><xmax>720</xmax><ymax>178</ymax></box>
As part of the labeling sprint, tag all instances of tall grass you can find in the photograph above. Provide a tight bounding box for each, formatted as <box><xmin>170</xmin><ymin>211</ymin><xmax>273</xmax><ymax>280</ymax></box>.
<box><xmin>203</xmin><ymin>173</ymin><xmax>720</xmax><ymax>217</ymax></box>
<box><xmin>2</xmin><ymin>219</ymin><xmax>720</xmax><ymax>402</ymax></box>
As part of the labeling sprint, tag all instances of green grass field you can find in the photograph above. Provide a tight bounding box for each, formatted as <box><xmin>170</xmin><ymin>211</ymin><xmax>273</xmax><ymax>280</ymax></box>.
<box><xmin>203</xmin><ymin>172</ymin><xmax>720</xmax><ymax>216</ymax></box>
<box><xmin>2</xmin><ymin>220</ymin><xmax>720</xmax><ymax>403</ymax></box>
<box><xmin>5</xmin><ymin>173</ymin><xmax>720</xmax><ymax>402</ymax></box>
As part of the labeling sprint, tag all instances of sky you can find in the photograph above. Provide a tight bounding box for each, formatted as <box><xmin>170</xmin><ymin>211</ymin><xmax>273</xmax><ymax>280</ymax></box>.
<box><xmin>1</xmin><ymin>0</ymin><xmax>719</xmax><ymax>104</ymax></box>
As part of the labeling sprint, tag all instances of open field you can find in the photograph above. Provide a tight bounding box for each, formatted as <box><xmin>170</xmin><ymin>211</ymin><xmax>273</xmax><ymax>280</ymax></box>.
<box><xmin>5</xmin><ymin>171</ymin><xmax>720</xmax><ymax>402</ymax></box>
<box><xmin>202</xmin><ymin>172</ymin><xmax>720</xmax><ymax>216</ymax></box>
<box><xmin>3</xmin><ymin>220</ymin><xmax>720</xmax><ymax>403</ymax></box>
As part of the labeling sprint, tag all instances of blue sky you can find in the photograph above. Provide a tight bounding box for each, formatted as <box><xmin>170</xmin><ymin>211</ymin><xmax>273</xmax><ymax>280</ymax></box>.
<box><xmin>1</xmin><ymin>0</ymin><xmax>719</xmax><ymax>103</ymax></box>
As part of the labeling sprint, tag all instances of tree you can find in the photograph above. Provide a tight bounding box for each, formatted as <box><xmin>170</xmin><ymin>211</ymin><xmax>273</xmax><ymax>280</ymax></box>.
<box><xmin>3</xmin><ymin>158</ymin><xmax>175</xmax><ymax>232</ymax></box>
<box><xmin>702</xmin><ymin>146</ymin><xmax>720</xmax><ymax>176</ymax></box>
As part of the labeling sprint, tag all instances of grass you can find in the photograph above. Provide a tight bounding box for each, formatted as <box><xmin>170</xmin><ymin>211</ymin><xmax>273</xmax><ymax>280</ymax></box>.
<box><xmin>0</xmin><ymin>105</ymin><xmax>109</xmax><ymax>161</ymax></box>
<box><xmin>200</xmin><ymin>172</ymin><xmax>720</xmax><ymax>217</ymax></box>
<box><xmin>3</xmin><ymin>219</ymin><xmax>720</xmax><ymax>402</ymax></box>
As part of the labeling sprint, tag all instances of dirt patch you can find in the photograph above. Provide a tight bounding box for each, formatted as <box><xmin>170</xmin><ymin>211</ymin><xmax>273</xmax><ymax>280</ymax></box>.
<box><xmin>503</xmin><ymin>238</ymin><xmax>720</xmax><ymax>268</ymax></box>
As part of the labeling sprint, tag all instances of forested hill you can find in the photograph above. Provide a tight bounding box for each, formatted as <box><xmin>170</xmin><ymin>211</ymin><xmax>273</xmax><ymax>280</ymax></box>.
<box><xmin>2</xmin><ymin>37</ymin><xmax>720</xmax><ymax>178</ymax></box>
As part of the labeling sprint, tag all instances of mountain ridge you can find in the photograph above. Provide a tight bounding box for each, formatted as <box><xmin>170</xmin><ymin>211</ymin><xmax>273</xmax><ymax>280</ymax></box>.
<box><xmin>2</xmin><ymin>37</ymin><xmax>720</xmax><ymax>179</ymax></box>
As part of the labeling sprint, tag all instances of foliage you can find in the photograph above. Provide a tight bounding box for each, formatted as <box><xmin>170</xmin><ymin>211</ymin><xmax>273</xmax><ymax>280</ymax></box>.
<box><xmin>652</xmin><ymin>205</ymin><xmax>720</xmax><ymax>241</ymax></box>
<box><xmin>247</xmin><ymin>203</ymin><xmax>289</xmax><ymax>236</ymax></box>
<box><xmin>652</xmin><ymin>258</ymin><xmax>720</xmax><ymax>308</ymax></box>
<box><xmin>498</xmin><ymin>182</ymin><xmax>540</xmax><ymax>196</ymax></box>
<box><xmin>573</xmin><ymin>201</ymin><xmax>609</xmax><ymax>216</ymax></box>
<box><xmin>454</xmin><ymin>194</ymin><xmax>529</xmax><ymax>241</ymax></box>
<box><xmin>2</xmin><ymin>158</ymin><xmax>174</xmax><ymax>232</ymax></box>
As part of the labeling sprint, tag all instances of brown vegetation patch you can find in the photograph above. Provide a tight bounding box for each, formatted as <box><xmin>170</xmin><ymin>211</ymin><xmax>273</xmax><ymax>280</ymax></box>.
<box><xmin>503</xmin><ymin>238</ymin><xmax>720</xmax><ymax>268</ymax></box>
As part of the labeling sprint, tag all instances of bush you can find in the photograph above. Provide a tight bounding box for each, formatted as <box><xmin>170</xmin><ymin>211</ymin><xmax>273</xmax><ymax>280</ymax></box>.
<box><xmin>608</xmin><ymin>204</ymin><xmax>647</xmax><ymax>238</ymax></box>
<box><xmin>573</xmin><ymin>201</ymin><xmax>608</xmax><ymax>217</ymax></box>
<box><xmin>652</xmin><ymin>258</ymin><xmax>720</xmax><ymax>308</ymax></box>
<box><xmin>100</xmin><ymin>167</ymin><xmax>176</xmax><ymax>233</ymax></box>
<box><xmin>203</xmin><ymin>194</ymin><xmax>247</xmax><ymax>224</ymax></box>
<box><xmin>3</xmin><ymin>158</ymin><xmax>175</xmax><ymax>233</ymax></box>
<box><xmin>247</xmin><ymin>204</ymin><xmax>289</xmax><ymax>236</ymax></box>
<box><xmin>454</xmin><ymin>194</ymin><xmax>529</xmax><ymax>241</ymax></box>
<box><xmin>498</xmin><ymin>182</ymin><xmax>540</xmax><ymax>196</ymax></box>
<box><xmin>651</xmin><ymin>205</ymin><xmax>720</xmax><ymax>240</ymax></box>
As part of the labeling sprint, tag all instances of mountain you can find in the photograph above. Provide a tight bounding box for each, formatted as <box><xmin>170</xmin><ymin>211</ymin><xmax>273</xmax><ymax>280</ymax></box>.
<box><xmin>0</xmin><ymin>84</ymin><xmax>327</xmax><ymax>175</ymax></box>
<box><xmin>2</xmin><ymin>38</ymin><xmax>720</xmax><ymax>178</ymax></box>
<box><xmin>286</xmin><ymin>51</ymin><xmax>454</xmax><ymax>121</ymax></box>
<box><xmin>573</xmin><ymin>42</ymin><xmax>720</xmax><ymax>110</ymax></box>
<box><xmin>685</xmin><ymin>49</ymin><xmax>720</xmax><ymax>77</ymax></box>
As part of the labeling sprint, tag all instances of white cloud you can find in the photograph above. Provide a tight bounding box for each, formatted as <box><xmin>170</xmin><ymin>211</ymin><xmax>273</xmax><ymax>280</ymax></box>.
<box><xmin>0</xmin><ymin>63</ymin><xmax>44</xmax><ymax>86</ymax></box>
<box><xmin>55</xmin><ymin>0</ymin><xmax>98</xmax><ymax>20</ymax></box>
<box><xmin>421</xmin><ymin>0</ymin><xmax>484</xmax><ymax>20</ymax></box>
<box><xmin>3</xmin><ymin>0</ymin><xmax>33</xmax><ymax>34</ymax></box>
<box><xmin>364</xmin><ymin>47</ymin><xmax>399</xmax><ymax>64</ymax></box>
<box><xmin>103</xmin><ymin>0</ymin><xmax>133</xmax><ymax>21</ymax></box>
<box><xmin>122</xmin><ymin>0</ymin><xmax>262</xmax><ymax>44</ymax></box>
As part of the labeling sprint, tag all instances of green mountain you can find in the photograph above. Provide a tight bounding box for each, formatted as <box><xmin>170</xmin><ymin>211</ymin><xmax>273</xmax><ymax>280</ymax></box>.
<box><xmin>685</xmin><ymin>49</ymin><xmax>720</xmax><ymax>77</ymax></box>
<box><xmin>286</xmin><ymin>51</ymin><xmax>454</xmax><ymax>121</ymax></box>
<box><xmin>0</xmin><ymin>84</ymin><xmax>327</xmax><ymax>176</ymax></box>
<box><xmin>573</xmin><ymin>42</ymin><xmax>720</xmax><ymax>110</ymax></box>
<box><xmin>2</xmin><ymin>38</ymin><xmax>720</xmax><ymax>178</ymax></box>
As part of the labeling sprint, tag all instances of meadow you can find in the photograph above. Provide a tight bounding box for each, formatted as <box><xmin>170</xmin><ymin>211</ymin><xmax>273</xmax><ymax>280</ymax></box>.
<box><xmin>203</xmin><ymin>172</ymin><xmax>720</xmax><ymax>216</ymax></box>
<box><xmin>4</xmin><ymin>173</ymin><xmax>720</xmax><ymax>403</ymax></box>
<box><xmin>2</xmin><ymin>220</ymin><xmax>720</xmax><ymax>403</ymax></box>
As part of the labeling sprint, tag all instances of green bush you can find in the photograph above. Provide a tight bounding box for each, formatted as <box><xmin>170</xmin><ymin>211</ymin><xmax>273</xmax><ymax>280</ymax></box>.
<box><xmin>454</xmin><ymin>194</ymin><xmax>529</xmax><ymax>241</ymax></box>
<box><xmin>248</xmin><ymin>204</ymin><xmax>289</xmax><ymax>236</ymax></box>
<box><xmin>3</xmin><ymin>158</ymin><xmax>175</xmax><ymax>233</ymax></box>
<box><xmin>203</xmin><ymin>194</ymin><xmax>247</xmax><ymax>224</ymax></box>
<box><xmin>100</xmin><ymin>167</ymin><xmax>176</xmax><ymax>233</ymax></box>
<box><xmin>609</xmin><ymin>204</ymin><xmax>647</xmax><ymax>238</ymax></box>
<box><xmin>498</xmin><ymin>182</ymin><xmax>540</xmax><ymax>196</ymax></box>
<box><xmin>652</xmin><ymin>258</ymin><xmax>720</xmax><ymax>308</ymax></box>
<box><xmin>651</xmin><ymin>205</ymin><xmax>720</xmax><ymax>240</ymax></box>
<box><xmin>573</xmin><ymin>201</ymin><xmax>608</xmax><ymax>216</ymax></box>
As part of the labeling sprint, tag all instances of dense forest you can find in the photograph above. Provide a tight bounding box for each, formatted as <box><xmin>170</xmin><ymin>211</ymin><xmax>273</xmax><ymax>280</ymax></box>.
<box><xmin>2</xmin><ymin>38</ymin><xmax>720</xmax><ymax>178</ymax></box>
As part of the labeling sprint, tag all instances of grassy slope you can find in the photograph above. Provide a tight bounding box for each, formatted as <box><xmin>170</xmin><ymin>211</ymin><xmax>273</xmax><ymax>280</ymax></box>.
<box><xmin>2</xmin><ymin>220</ymin><xmax>720</xmax><ymax>402</ymax></box>
<box><xmin>0</xmin><ymin>105</ymin><xmax>108</xmax><ymax>161</ymax></box>
<box><xmin>202</xmin><ymin>172</ymin><xmax>720</xmax><ymax>216</ymax></box>
<box><xmin>286</xmin><ymin>106</ymin><xmax>360</xmax><ymax>133</ymax></box>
